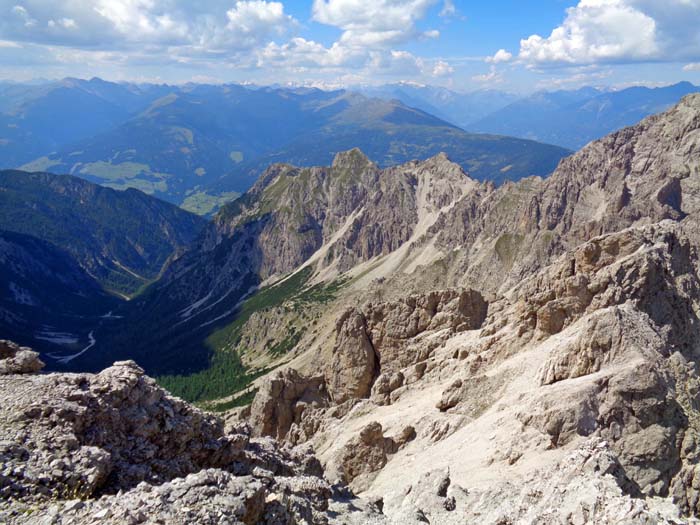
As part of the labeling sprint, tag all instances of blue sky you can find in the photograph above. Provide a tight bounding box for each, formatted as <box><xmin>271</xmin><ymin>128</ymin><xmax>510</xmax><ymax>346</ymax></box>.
<box><xmin>0</xmin><ymin>0</ymin><xmax>699</xmax><ymax>92</ymax></box>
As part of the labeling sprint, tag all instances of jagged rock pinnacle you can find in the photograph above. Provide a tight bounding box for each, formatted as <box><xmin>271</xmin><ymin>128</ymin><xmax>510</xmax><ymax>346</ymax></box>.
<box><xmin>331</xmin><ymin>148</ymin><xmax>373</xmax><ymax>170</ymax></box>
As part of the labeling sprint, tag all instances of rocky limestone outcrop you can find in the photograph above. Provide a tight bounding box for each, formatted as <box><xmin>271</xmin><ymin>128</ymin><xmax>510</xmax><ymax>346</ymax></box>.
<box><xmin>409</xmin><ymin>93</ymin><xmax>700</xmax><ymax>298</ymax></box>
<box><xmin>328</xmin><ymin>151</ymin><xmax>475</xmax><ymax>273</ymax></box>
<box><xmin>440</xmin><ymin>221</ymin><xmax>700</xmax><ymax>512</ymax></box>
<box><xmin>326</xmin><ymin>289</ymin><xmax>487</xmax><ymax>403</ymax></box>
<box><xmin>248</xmin><ymin>368</ymin><xmax>330</xmax><ymax>440</ymax></box>
<box><xmin>237</xmin><ymin>225</ymin><xmax>700</xmax><ymax>522</ymax></box>
<box><xmin>0</xmin><ymin>360</ymin><xmax>250</xmax><ymax>501</ymax></box>
<box><xmin>0</xmin><ymin>350</ymin><xmax>387</xmax><ymax>525</ymax></box>
<box><xmin>244</xmin><ymin>219</ymin><xmax>700</xmax><ymax>523</ymax></box>
<box><xmin>326</xmin><ymin>308</ymin><xmax>378</xmax><ymax>404</ymax></box>
<box><xmin>385</xmin><ymin>468</ymin><xmax>463</xmax><ymax>524</ymax></box>
<box><xmin>330</xmin><ymin>422</ymin><xmax>416</xmax><ymax>490</ymax></box>
<box><xmin>0</xmin><ymin>340</ymin><xmax>44</xmax><ymax>375</ymax></box>
<box><xmin>511</xmin><ymin>221</ymin><xmax>700</xmax><ymax>345</ymax></box>
<box><xmin>33</xmin><ymin>468</ymin><xmax>339</xmax><ymax>525</ymax></box>
<box><xmin>370</xmin><ymin>370</ymin><xmax>405</xmax><ymax>406</ymax></box>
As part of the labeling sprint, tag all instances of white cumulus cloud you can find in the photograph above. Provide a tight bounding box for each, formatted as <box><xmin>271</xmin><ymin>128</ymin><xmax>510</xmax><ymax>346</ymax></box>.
<box><xmin>1</xmin><ymin>1</ymin><xmax>297</xmax><ymax>50</ymax></box>
<box><xmin>486</xmin><ymin>48</ymin><xmax>512</xmax><ymax>64</ymax></box>
<box><xmin>225</xmin><ymin>0</ymin><xmax>296</xmax><ymax>49</ymax></box>
<box><xmin>259</xmin><ymin>37</ymin><xmax>364</xmax><ymax>68</ymax></box>
<box><xmin>92</xmin><ymin>0</ymin><xmax>190</xmax><ymax>42</ymax></box>
<box><xmin>0</xmin><ymin>0</ymin><xmax>457</xmax><ymax>84</ymax></box>
<box><xmin>312</xmin><ymin>0</ymin><xmax>439</xmax><ymax>48</ymax></box>
<box><xmin>47</xmin><ymin>18</ymin><xmax>77</xmax><ymax>30</ymax></box>
<box><xmin>256</xmin><ymin>0</ymin><xmax>445</xmax><ymax>81</ymax></box>
<box><xmin>439</xmin><ymin>0</ymin><xmax>456</xmax><ymax>18</ymax></box>
<box><xmin>12</xmin><ymin>5</ymin><xmax>37</xmax><ymax>27</ymax></box>
<box><xmin>519</xmin><ymin>0</ymin><xmax>700</xmax><ymax>65</ymax></box>
<box><xmin>432</xmin><ymin>60</ymin><xmax>453</xmax><ymax>76</ymax></box>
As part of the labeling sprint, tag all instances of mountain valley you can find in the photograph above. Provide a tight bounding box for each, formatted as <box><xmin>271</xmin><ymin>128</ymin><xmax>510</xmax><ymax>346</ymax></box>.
<box><xmin>3</xmin><ymin>89</ymin><xmax>700</xmax><ymax>524</ymax></box>
<box><xmin>0</xmin><ymin>169</ymin><xmax>205</xmax><ymax>358</ymax></box>
<box><xmin>3</xmin><ymin>0</ymin><xmax>700</xmax><ymax>522</ymax></box>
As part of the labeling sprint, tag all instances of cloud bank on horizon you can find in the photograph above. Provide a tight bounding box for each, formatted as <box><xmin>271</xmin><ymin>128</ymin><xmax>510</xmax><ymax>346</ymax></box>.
<box><xmin>0</xmin><ymin>0</ymin><xmax>699</xmax><ymax>91</ymax></box>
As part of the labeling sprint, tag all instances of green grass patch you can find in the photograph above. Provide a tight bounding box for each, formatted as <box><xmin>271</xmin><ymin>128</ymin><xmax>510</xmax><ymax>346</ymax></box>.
<box><xmin>290</xmin><ymin>275</ymin><xmax>349</xmax><ymax>308</ymax></box>
<box><xmin>269</xmin><ymin>327</ymin><xmax>305</xmax><ymax>357</ymax></box>
<box><xmin>19</xmin><ymin>156</ymin><xmax>61</xmax><ymax>172</ymax></box>
<box><xmin>79</xmin><ymin>161</ymin><xmax>172</xmax><ymax>194</ymax></box>
<box><xmin>159</xmin><ymin>268</ymin><xmax>349</xmax><ymax>403</ymax></box>
<box><xmin>206</xmin><ymin>388</ymin><xmax>258</xmax><ymax>412</ymax></box>
<box><xmin>79</xmin><ymin>161</ymin><xmax>152</xmax><ymax>180</ymax></box>
<box><xmin>216</xmin><ymin>268</ymin><xmax>347</xmax><ymax>348</ymax></box>
<box><xmin>181</xmin><ymin>191</ymin><xmax>241</xmax><ymax>216</ymax></box>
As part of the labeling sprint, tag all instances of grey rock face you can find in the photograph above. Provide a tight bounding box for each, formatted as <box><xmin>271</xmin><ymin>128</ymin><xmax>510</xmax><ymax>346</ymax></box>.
<box><xmin>382</xmin><ymin>440</ymin><xmax>677</xmax><ymax>524</ymax></box>
<box><xmin>326</xmin><ymin>308</ymin><xmax>378</xmax><ymax>404</ymax></box>
<box><xmin>248</xmin><ymin>368</ymin><xmax>330</xmax><ymax>440</ymax></box>
<box><xmin>0</xmin><ymin>340</ymin><xmax>44</xmax><ymax>374</ymax></box>
<box><xmin>332</xmin><ymin>421</ymin><xmax>415</xmax><ymax>489</ymax></box>
<box><xmin>0</xmin><ymin>360</ymin><xmax>252</xmax><ymax>501</ymax></box>
<box><xmin>326</xmin><ymin>289</ymin><xmax>487</xmax><ymax>403</ymax></box>
<box><xmin>419</xmin><ymin>94</ymin><xmax>700</xmax><ymax>297</ymax></box>
<box><xmin>493</xmin><ymin>222</ymin><xmax>700</xmax><ymax>508</ymax></box>
<box><xmin>0</xmin><ymin>356</ymin><xmax>387</xmax><ymax>525</ymax></box>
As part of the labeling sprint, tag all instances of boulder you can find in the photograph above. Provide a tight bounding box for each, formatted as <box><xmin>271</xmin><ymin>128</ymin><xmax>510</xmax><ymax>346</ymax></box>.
<box><xmin>0</xmin><ymin>340</ymin><xmax>44</xmax><ymax>374</ymax></box>
<box><xmin>335</xmin><ymin>422</ymin><xmax>415</xmax><ymax>489</ymax></box>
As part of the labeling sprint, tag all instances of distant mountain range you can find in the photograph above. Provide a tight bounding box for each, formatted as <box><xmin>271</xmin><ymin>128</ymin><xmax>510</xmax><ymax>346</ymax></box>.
<box><xmin>0</xmin><ymin>78</ymin><xmax>172</xmax><ymax>166</ymax></box>
<box><xmin>0</xmin><ymin>78</ymin><xmax>696</xmax><ymax>216</ymax></box>
<box><xmin>360</xmin><ymin>82</ymin><xmax>700</xmax><ymax>150</ymax></box>
<box><xmin>359</xmin><ymin>83</ymin><xmax>519</xmax><ymax>127</ymax></box>
<box><xmin>0</xmin><ymin>79</ymin><xmax>568</xmax><ymax>212</ymax></box>
<box><xmin>469</xmin><ymin>82</ymin><xmax>699</xmax><ymax>149</ymax></box>
<box><xmin>205</xmin><ymin>91</ymin><xmax>569</xmax><ymax>199</ymax></box>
